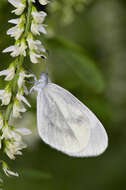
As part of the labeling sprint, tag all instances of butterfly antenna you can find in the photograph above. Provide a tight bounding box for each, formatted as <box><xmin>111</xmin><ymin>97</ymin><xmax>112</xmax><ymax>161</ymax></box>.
<box><xmin>45</xmin><ymin>50</ymin><xmax>52</xmax><ymax>82</ymax></box>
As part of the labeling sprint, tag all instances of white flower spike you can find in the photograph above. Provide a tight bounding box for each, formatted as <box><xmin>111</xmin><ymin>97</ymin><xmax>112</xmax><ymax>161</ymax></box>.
<box><xmin>8</xmin><ymin>0</ymin><xmax>26</xmax><ymax>16</ymax></box>
<box><xmin>0</xmin><ymin>0</ymin><xmax>49</xmax><ymax>180</ymax></box>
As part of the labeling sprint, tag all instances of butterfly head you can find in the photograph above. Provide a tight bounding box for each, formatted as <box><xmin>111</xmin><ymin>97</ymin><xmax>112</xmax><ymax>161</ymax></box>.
<box><xmin>30</xmin><ymin>72</ymin><xmax>49</xmax><ymax>93</ymax></box>
<box><xmin>38</xmin><ymin>72</ymin><xmax>49</xmax><ymax>87</ymax></box>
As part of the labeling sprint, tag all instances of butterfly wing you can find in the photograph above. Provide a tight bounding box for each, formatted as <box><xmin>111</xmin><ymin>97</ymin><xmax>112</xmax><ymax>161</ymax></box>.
<box><xmin>37</xmin><ymin>83</ymin><xmax>108</xmax><ymax>157</ymax></box>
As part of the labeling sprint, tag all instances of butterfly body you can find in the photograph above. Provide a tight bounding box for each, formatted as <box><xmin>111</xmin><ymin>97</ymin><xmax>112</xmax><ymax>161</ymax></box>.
<box><xmin>31</xmin><ymin>73</ymin><xmax>108</xmax><ymax>157</ymax></box>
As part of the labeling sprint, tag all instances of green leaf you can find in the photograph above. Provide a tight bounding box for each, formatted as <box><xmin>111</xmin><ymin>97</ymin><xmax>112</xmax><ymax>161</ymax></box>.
<box><xmin>46</xmin><ymin>37</ymin><xmax>105</xmax><ymax>93</ymax></box>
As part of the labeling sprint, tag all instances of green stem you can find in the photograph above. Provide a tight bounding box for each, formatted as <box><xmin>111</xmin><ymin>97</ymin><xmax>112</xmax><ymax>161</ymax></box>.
<box><xmin>18</xmin><ymin>0</ymin><xmax>32</xmax><ymax>69</ymax></box>
<box><xmin>25</xmin><ymin>0</ymin><xmax>32</xmax><ymax>38</ymax></box>
<box><xmin>4</xmin><ymin>1</ymin><xmax>32</xmax><ymax>122</ymax></box>
<box><xmin>4</xmin><ymin>103</ymin><xmax>13</xmax><ymax>121</ymax></box>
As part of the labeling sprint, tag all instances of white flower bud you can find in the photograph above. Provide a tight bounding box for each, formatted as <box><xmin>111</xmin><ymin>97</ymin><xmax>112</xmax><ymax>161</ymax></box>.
<box><xmin>39</xmin><ymin>0</ymin><xmax>49</xmax><ymax>5</ymax></box>
<box><xmin>16</xmin><ymin>92</ymin><xmax>31</xmax><ymax>107</ymax></box>
<box><xmin>27</xmin><ymin>33</ymin><xmax>46</xmax><ymax>52</ymax></box>
<box><xmin>2</xmin><ymin>161</ymin><xmax>19</xmax><ymax>177</ymax></box>
<box><xmin>2</xmin><ymin>123</ymin><xmax>20</xmax><ymax>141</ymax></box>
<box><xmin>0</xmin><ymin>63</ymin><xmax>15</xmax><ymax>81</ymax></box>
<box><xmin>29</xmin><ymin>51</ymin><xmax>43</xmax><ymax>64</ymax></box>
<box><xmin>32</xmin><ymin>10</ymin><xmax>47</xmax><ymax>24</ymax></box>
<box><xmin>18</xmin><ymin>70</ymin><xmax>36</xmax><ymax>89</ymax></box>
<box><xmin>13</xmin><ymin>100</ymin><xmax>26</xmax><ymax>118</ymax></box>
<box><xmin>27</xmin><ymin>34</ymin><xmax>46</xmax><ymax>63</ymax></box>
<box><xmin>19</xmin><ymin>39</ymin><xmax>27</xmax><ymax>56</ymax></box>
<box><xmin>5</xmin><ymin>67</ymin><xmax>15</xmax><ymax>81</ymax></box>
<box><xmin>31</xmin><ymin>21</ymin><xmax>47</xmax><ymax>36</ymax></box>
<box><xmin>0</xmin><ymin>113</ymin><xmax>3</xmax><ymax>130</ymax></box>
<box><xmin>18</xmin><ymin>70</ymin><xmax>25</xmax><ymax>89</ymax></box>
<box><xmin>8</xmin><ymin>140</ymin><xmax>26</xmax><ymax>158</ymax></box>
<box><xmin>2</xmin><ymin>122</ymin><xmax>31</xmax><ymax>159</ymax></box>
<box><xmin>7</xmin><ymin>15</ymin><xmax>25</xmax><ymax>40</ymax></box>
<box><xmin>31</xmin><ymin>8</ymin><xmax>47</xmax><ymax>35</ymax></box>
<box><xmin>4</xmin><ymin>139</ymin><xmax>27</xmax><ymax>160</ymax></box>
<box><xmin>8</xmin><ymin>0</ymin><xmax>26</xmax><ymax>16</ymax></box>
<box><xmin>0</xmin><ymin>87</ymin><xmax>11</xmax><ymax>106</ymax></box>
<box><xmin>13</xmin><ymin>90</ymin><xmax>31</xmax><ymax>118</ymax></box>
<box><xmin>3</xmin><ymin>39</ymin><xmax>27</xmax><ymax>57</ymax></box>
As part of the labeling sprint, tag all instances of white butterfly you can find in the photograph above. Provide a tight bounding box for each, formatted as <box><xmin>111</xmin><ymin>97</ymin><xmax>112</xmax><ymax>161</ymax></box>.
<box><xmin>30</xmin><ymin>72</ymin><xmax>108</xmax><ymax>157</ymax></box>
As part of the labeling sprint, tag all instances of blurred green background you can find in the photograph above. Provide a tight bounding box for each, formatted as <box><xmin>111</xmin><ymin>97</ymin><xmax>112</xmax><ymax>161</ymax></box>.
<box><xmin>0</xmin><ymin>0</ymin><xmax>126</xmax><ymax>189</ymax></box>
